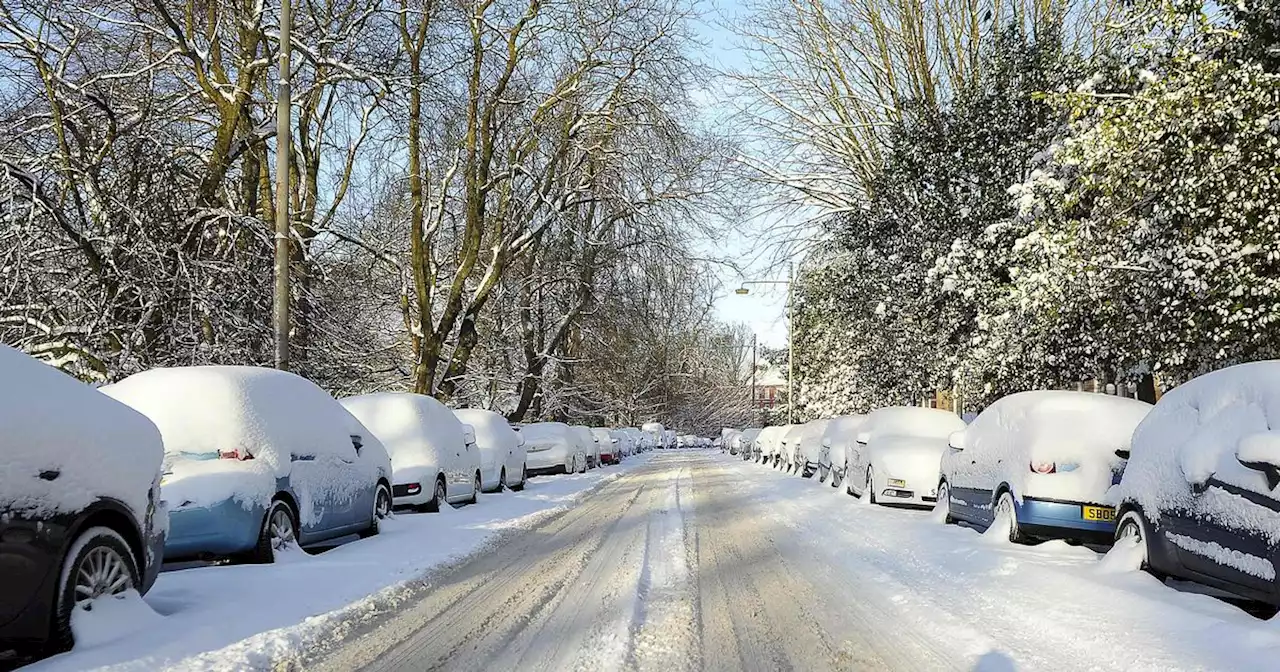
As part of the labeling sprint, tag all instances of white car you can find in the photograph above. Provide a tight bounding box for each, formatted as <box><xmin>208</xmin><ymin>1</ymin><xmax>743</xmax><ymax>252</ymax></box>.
<box><xmin>779</xmin><ymin>424</ymin><xmax>806</xmax><ymax>472</ymax></box>
<box><xmin>818</xmin><ymin>415</ymin><xmax>866</xmax><ymax>486</ymax></box>
<box><xmin>455</xmin><ymin>409</ymin><xmax>527</xmax><ymax>493</ymax></box>
<box><xmin>941</xmin><ymin>391</ymin><xmax>1151</xmax><ymax>543</ymax></box>
<box><xmin>739</xmin><ymin>427</ymin><xmax>762</xmax><ymax>461</ymax></box>
<box><xmin>845</xmin><ymin>407</ymin><xmax>966</xmax><ymax>507</ymax></box>
<box><xmin>522</xmin><ymin>422</ymin><xmax>588</xmax><ymax>475</ymax></box>
<box><xmin>342</xmin><ymin>393</ymin><xmax>480</xmax><ymax>511</ymax></box>
<box><xmin>794</xmin><ymin>419</ymin><xmax>832</xmax><ymax>477</ymax></box>
<box><xmin>755</xmin><ymin>426</ymin><xmax>785</xmax><ymax>464</ymax></box>
<box><xmin>611</xmin><ymin>429</ymin><xmax>635</xmax><ymax>458</ymax></box>
<box><xmin>571</xmin><ymin>425</ymin><xmax>602</xmax><ymax>467</ymax></box>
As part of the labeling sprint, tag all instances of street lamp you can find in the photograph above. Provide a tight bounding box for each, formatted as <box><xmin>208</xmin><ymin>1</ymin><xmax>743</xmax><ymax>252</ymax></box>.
<box><xmin>733</xmin><ymin>262</ymin><xmax>795</xmax><ymax>424</ymax></box>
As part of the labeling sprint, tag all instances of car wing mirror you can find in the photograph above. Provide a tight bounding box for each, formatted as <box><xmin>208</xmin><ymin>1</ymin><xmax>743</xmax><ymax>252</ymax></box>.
<box><xmin>948</xmin><ymin>430</ymin><xmax>966</xmax><ymax>452</ymax></box>
<box><xmin>1237</xmin><ymin>434</ymin><xmax>1280</xmax><ymax>490</ymax></box>
<box><xmin>856</xmin><ymin>431</ymin><xmax>870</xmax><ymax>446</ymax></box>
<box><xmin>350</xmin><ymin>434</ymin><xmax>364</xmax><ymax>455</ymax></box>
<box><xmin>821</xmin><ymin>437</ymin><xmax>832</xmax><ymax>448</ymax></box>
<box><xmin>1114</xmin><ymin>449</ymin><xmax>1130</xmax><ymax>460</ymax></box>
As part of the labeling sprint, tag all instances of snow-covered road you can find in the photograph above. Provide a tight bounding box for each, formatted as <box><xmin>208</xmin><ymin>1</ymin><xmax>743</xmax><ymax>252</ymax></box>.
<box><xmin>312</xmin><ymin>452</ymin><xmax>1280</xmax><ymax>672</ymax></box>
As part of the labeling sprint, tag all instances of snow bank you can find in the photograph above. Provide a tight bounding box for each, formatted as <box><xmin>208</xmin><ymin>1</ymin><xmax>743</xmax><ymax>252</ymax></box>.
<box><xmin>341</xmin><ymin>393</ymin><xmax>465</xmax><ymax>487</ymax></box>
<box><xmin>1112</xmin><ymin>362</ymin><xmax>1280</xmax><ymax>540</ymax></box>
<box><xmin>0</xmin><ymin>345</ymin><xmax>163</xmax><ymax>519</ymax></box>
<box><xmin>952</xmin><ymin>391</ymin><xmax>1151</xmax><ymax>503</ymax></box>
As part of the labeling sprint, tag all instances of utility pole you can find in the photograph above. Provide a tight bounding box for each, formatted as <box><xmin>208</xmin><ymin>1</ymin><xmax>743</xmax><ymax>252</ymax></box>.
<box><xmin>750</xmin><ymin>332</ymin><xmax>757</xmax><ymax>424</ymax></box>
<box><xmin>786</xmin><ymin>261</ymin><xmax>795</xmax><ymax>424</ymax></box>
<box><xmin>272</xmin><ymin>0</ymin><xmax>294</xmax><ymax>370</ymax></box>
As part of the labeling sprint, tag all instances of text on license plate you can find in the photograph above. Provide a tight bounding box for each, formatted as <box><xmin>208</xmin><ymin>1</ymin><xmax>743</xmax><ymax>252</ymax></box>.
<box><xmin>1082</xmin><ymin>506</ymin><xmax>1115</xmax><ymax>522</ymax></box>
<box><xmin>888</xmin><ymin>478</ymin><xmax>906</xmax><ymax>488</ymax></box>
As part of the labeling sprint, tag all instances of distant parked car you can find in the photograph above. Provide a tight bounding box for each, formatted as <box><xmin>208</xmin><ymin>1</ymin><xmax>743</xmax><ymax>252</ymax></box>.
<box><xmin>755</xmin><ymin>426</ymin><xmax>785</xmax><ymax>464</ymax></box>
<box><xmin>739</xmin><ymin>428</ymin><xmax>762</xmax><ymax>461</ymax></box>
<box><xmin>612</xmin><ymin>429</ymin><xmax>635</xmax><ymax>458</ymax></box>
<box><xmin>571</xmin><ymin>426</ymin><xmax>602</xmax><ymax>468</ymax></box>
<box><xmin>591</xmin><ymin>428</ymin><xmax>621</xmax><ymax>465</ymax></box>
<box><xmin>818</xmin><ymin>415</ymin><xmax>866</xmax><ymax>486</ymax></box>
<box><xmin>845</xmin><ymin>407</ymin><xmax>966</xmax><ymax>507</ymax></box>
<box><xmin>941</xmin><ymin>391</ymin><xmax>1150</xmax><ymax>543</ymax></box>
<box><xmin>522</xmin><ymin>422</ymin><xmax>588</xmax><ymax>475</ymax></box>
<box><xmin>779</xmin><ymin>424</ymin><xmax>806</xmax><ymax>472</ymax></box>
<box><xmin>107</xmin><ymin>367</ymin><xmax>392</xmax><ymax>565</ymax></box>
<box><xmin>1110</xmin><ymin>362</ymin><xmax>1280</xmax><ymax>604</ymax></box>
<box><xmin>794</xmin><ymin>419</ymin><xmax>832</xmax><ymax>477</ymax></box>
<box><xmin>341</xmin><ymin>392</ymin><xmax>479</xmax><ymax>512</ymax></box>
<box><xmin>455</xmin><ymin>409</ymin><xmax>527</xmax><ymax>492</ymax></box>
<box><xmin>0</xmin><ymin>346</ymin><xmax>166</xmax><ymax>654</ymax></box>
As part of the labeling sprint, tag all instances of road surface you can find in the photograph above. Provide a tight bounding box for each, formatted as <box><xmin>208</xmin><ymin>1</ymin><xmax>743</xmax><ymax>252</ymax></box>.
<box><xmin>309</xmin><ymin>452</ymin><xmax>952</xmax><ymax>672</ymax></box>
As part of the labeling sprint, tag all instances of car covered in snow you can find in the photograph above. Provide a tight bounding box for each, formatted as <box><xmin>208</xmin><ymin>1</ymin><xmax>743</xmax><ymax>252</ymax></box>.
<box><xmin>612</xmin><ymin>429</ymin><xmax>635</xmax><ymax>458</ymax></box>
<box><xmin>845</xmin><ymin>407</ymin><xmax>966</xmax><ymax>507</ymax></box>
<box><xmin>571</xmin><ymin>425</ymin><xmax>602</xmax><ymax>468</ymax></box>
<box><xmin>755</xmin><ymin>425</ymin><xmax>785</xmax><ymax>464</ymax></box>
<box><xmin>522</xmin><ymin>422</ymin><xmax>588</xmax><ymax>475</ymax></box>
<box><xmin>779</xmin><ymin>424</ymin><xmax>806</xmax><ymax>472</ymax></box>
<box><xmin>941</xmin><ymin>391</ymin><xmax>1150</xmax><ymax>543</ymax></box>
<box><xmin>106</xmin><ymin>367</ymin><xmax>393</xmax><ymax>564</ymax></box>
<box><xmin>0</xmin><ymin>346</ymin><xmax>166</xmax><ymax>654</ymax></box>
<box><xmin>793</xmin><ymin>419</ymin><xmax>832</xmax><ymax>477</ymax></box>
<box><xmin>454</xmin><ymin>409</ymin><xmax>527</xmax><ymax>493</ymax></box>
<box><xmin>1110</xmin><ymin>362</ymin><xmax>1280</xmax><ymax>604</ymax></box>
<box><xmin>342</xmin><ymin>393</ymin><xmax>480</xmax><ymax>512</ymax></box>
<box><xmin>818</xmin><ymin>415</ymin><xmax>865</xmax><ymax>486</ymax></box>
<box><xmin>739</xmin><ymin>427</ymin><xmax>762</xmax><ymax>461</ymax></box>
<box><xmin>591</xmin><ymin>427</ymin><xmax>621</xmax><ymax>465</ymax></box>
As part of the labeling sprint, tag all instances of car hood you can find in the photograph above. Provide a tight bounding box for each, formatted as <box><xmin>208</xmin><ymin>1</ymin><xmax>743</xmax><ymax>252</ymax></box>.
<box><xmin>871</xmin><ymin>436</ymin><xmax>947</xmax><ymax>479</ymax></box>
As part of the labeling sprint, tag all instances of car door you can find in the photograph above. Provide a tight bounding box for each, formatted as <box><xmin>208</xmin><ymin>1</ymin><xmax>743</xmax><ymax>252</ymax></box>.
<box><xmin>846</xmin><ymin>424</ymin><xmax>872</xmax><ymax>494</ymax></box>
<box><xmin>1164</xmin><ymin>475</ymin><xmax>1280</xmax><ymax>598</ymax></box>
<box><xmin>288</xmin><ymin>437</ymin><xmax>362</xmax><ymax>537</ymax></box>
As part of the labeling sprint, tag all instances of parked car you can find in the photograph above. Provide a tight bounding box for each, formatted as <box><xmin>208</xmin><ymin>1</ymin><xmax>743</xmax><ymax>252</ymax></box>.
<box><xmin>794</xmin><ymin>419</ymin><xmax>832</xmax><ymax>477</ymax></box>
<box><xmin>1110</xmin><ymin>362</ymin><xmax>1280</xmax><ymax>604</ymax></box>
<box><xmin>755</xmin><ymin>426</ymin><xmax>785</xmax><ymax>464</ymax></box>
<box><xmin>739</xmin><ymin>427</ymin><xmax>762</xmax><ymax>461</ymax></box>
<box><xmin>0</xmin><ymin>346</ymin><xmax>166</xmax><ymax>654</ymax></box>
<box><xmin>941</xmin><ymin>391</ymin><xmax>1150</xmax><ymax>543</ymax></box>
<box><xmin>522</xmin><ymin>422</ymin><xmax>588</xmax><ymax>475</ymax></box>
<box><xmin>818</xmin><ymin>415</ymin><xmax>866</xmax><ymax>486</ymax></box>
<box><xmin>779</xmin><ymin>424</ymin><xmax>806</xmax><ymax>471</ymax></box>
<box><xmin>107</xmin><ymin>366</ymin><xmax>392</xmax><ymax>564</ymax></box>
<box><xmin>591</xmin><ymin>428</ymin><xmax>620</xmax><ymax>465</ymax></box>
<box><xmin>341</xmin><ymin>392</ymin><xmax>479</xmax><ymax>512</ymax></box>
<box><xmin>454</xmin><ymin>409</ymin><xmax>527</xmax><ymax>492</ymax></box>
<box><xmin>571</xmin><ymin>425</ymin><xmax>602</xmax><ymax>468</ymax></box>
<box><xmin>612</xmin><ymin>429</ymin><xmax>635</xmax><ymax>458</ymax></box>
<box><xmin>845</xmin><ymin>407</ymin><xmax>966</xmax><ymax>507</ymax></box>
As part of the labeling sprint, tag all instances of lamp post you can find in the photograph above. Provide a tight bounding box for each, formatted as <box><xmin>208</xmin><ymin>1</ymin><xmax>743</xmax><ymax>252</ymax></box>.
<box><xmin>272</xmin><ymin>0</ymin><xmax>293</xmax><ymax>370</ymax></box>
<box><xmin>734</xmin><ymin>262</ymin><xmax>795</xmax><ymax>424</ymax></box>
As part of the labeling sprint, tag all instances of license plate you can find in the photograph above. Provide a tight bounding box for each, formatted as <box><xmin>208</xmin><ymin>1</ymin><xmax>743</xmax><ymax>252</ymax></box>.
<box><xmin>888</xmin><ymin>478</ymin><xmax>906</xmax><ymax>488</ymax></box>
<box><xmin>1083</xmin><ymin>506</ymin><xmax>1115</xmax><ymax>522</ymax></box>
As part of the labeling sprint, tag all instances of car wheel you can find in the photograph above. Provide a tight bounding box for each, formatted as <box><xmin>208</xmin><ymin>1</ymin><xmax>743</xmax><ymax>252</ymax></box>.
<box><xmin>579</xmin><ymin>455</ymin><xmax>588</xmax><ymax>473</ymax></box>
<box><xmin>360</xmin><ymin>482</ymin><xmax>393</xmax><ymax>538</ymax></box>
<box><xmin>995</xmin><ymin>491</ymin><xmax>1022</xmax><ymax>543</ymax></box>
<box><xmin>251</xmin><ymin>499</ymin><xmax>297</xmax><ymax>563</ymax></box>
<box><xmin>511</xmin><ymin>465</ymin><xmax>526</xmax><ymax>491</ymax></box>
<box><xmin>831</xmin><ymin>468</ymin><xmax>843</xmax><ymax>488</ymax></box>
<box><xmin>499</xmin><ymin>467</ymin><xmax>507</xmax><ymax>491</ymax></box>
<box><xmin>935</xmin><ymin>481</ymin><xmax>954</xmax><ymax>524</ymax></box>
<box><xmin>865</xmin><ymin>468</ymin><xmax>877</xmax><ymax>505</ymax></box>
<box><xmin>424</xmin><ymin>476</ymin><xmax>446</xmax><ymax>513</ymax></box>
<box><xmin>52</xmin><ymin>526</ymin><xmax>140</xmax><ymax>652</ymax></box>
<box><xmin>1116</xmin><ymin>510</ymin><xmax>1163</xmax><ymax>578</ymax></box>
<box><xmin>469</xmin><ymin>472</ymin><xmax>481</xmax><ymax>505</ymax></box>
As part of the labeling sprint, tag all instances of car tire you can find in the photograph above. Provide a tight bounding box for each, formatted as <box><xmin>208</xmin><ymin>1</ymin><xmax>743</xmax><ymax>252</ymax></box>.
<box><xmin>52</xmin><ymin>526</ymin><xmax>140</xmax><ymax>653</ymax></box>
<box><xmin>469</xmin><ymin>472</ymin><xmax>481</xmax><ymax>505</ymax></box>
<box><xmin>251</xmin><ymin>499</ymin><xmax>298</xmax><ymax>563</ymax></box>
<box><xmin>1116</xmin><ymin>509</ymin><xmax>1164</xmax><ymax>579</ymax></box>
<box><xmin>511</xmin><ymin>465</ymin><xmax>527</xmax><ymax>491</ymax></box>
<box><xmin>360</xmin><ymin>482</ymin><xmax>392</xmax><ymax>538</ymax></box>
<box><xmin>423</xmin><ymin>475</ymin><xmax>446</xmax><ymax>513</ymax></box>
<box><xmin>499</xmin><ymin>467</ymin><xmax>507</xmax><ymax>491</ymax></box>
<box><xmin>936</xmin><ymin>481</ymin><xmax>955</xmax><ymax>524</ymax></box>
<box><xmin>995</xmin><ymin>491</ymin><xmax>1022</xmax><ymax>543</ymax></box>
<box><xmin>865</xmin><ymin>468</ymin><xmax>877</xmax><ymax>505</ymax></box>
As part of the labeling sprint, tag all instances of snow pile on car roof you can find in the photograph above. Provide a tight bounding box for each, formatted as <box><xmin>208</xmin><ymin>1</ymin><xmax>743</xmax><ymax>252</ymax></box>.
<box><xmin>454</xmin><ymin>409</ymin><xmax>519</xmax><ymax>454</ymax></box>
<box><xmin>865</xmin><ymin>407</ymin><xmax>966</xmax><ymax>440</ymax></box>
<box><xmin>342</xmin><ymin>393</ymin><xmax>465</xmax><ymax>477</ymax></box>
<box><xmin>1111</xmin><ymin>362</ymin><xmax>1280</xmax><ymax>535</ymax></box>
<box><xmin>0</xmin><ymin>345</ymin><xmax>163</xmax><ymax>517</ymax></box>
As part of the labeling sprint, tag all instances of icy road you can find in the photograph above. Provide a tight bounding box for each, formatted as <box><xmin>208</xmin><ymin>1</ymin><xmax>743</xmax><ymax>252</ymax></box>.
<box><xmin>305</xmin><ymin>452</ymin><xmax>1280</xmax><ymax>672</ymax></box>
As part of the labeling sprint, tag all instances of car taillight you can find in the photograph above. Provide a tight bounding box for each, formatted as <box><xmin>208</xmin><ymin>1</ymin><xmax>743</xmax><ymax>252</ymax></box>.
<box><xmin>406</xmin><ymin>483</ymin><xmax>421</xmax><ymax>495</ymax></box>
<box><xmin>1030</xmin><ymin>461</ymin><xmax>1056</xmax><ymax>474</ymax></box>
<box><xmin>219</xmin><ymin>449</ymin><xmax>253</xmax><ymax>460</ymax></box>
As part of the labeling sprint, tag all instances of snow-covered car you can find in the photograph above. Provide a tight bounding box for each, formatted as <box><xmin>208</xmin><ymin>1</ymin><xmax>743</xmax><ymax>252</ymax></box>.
<box><xmin>106</xmin><ymin>367</ymin><xmax>392</xmax><ymax>564</ymax></box>
<box><xmin>591</xmin><ymin>427</ymin><xmax>621</xmax><ymax>465</ymax></box>
<box><xmin>642</xmin><ymin>422</ymin><xmax>665</xmax><ymax>450</ymax></box>
<box><xmin>845</xmin><ymin>407</ymin><xmax>966</xmax><ymax>507</ymax></box>
<box><xmin>740</xmin><ymin>427</ymin><xmax>762</xmax><ymax>461</ymax></box>
<box><xmin>611</xmin><ymin>429</ymin><xmax>635</xmax><ymax>458</ymax></box>
<box><xmin>0</xmin><ymin>345</ymin><xmax>166</xmax><ymax>654</ymax></box>
<box><xmin>1110</xmin><ymin>362</ymin><xmax>1280</xmax><ymax>604</ymax></box>
<box><xmin>941</xmin><ymin>391</ymin><xmax>1151</xmax><ymax>543</ymax></box>
<box><xmin>779</xmin><ymin>424</ymin><xmax>806</xmax><ymax>472</ymax></box>
<box><xmin>454</xmin><ymin>409</ymin><xmax>527</xmax><ymax>493</ymax></box>
<box><xmin>571</xmin><ymin>425</ymin><xmax>602</xmax><ymax>468</ymax></box>
<box><xmin>794</xmin><ymin>419</ymin><xmax>832</xmax><ymax>477</ymax></box>
<box><xmin>818</xmin><ymin>415</ymin><xmax>866</xmax><ymax>486</ymax></box>
<box><xmin>755</xmin><ymin>426</ymin><xmax>785</xmax><ymax>464</ymax></box>
<box><xmin>522</xmin><ymin>422</ymin><xmax>588</xmax><ymax>475</ymax></box>
<box><xmin>342</xmin><ymin>393</ymin><xmax>480</xmax><ymax>512</ymax></box>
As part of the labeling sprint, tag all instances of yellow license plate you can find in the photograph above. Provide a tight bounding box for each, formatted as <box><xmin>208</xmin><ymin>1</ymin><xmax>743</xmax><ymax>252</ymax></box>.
<box><xmin>888</xmin><ymin>478</ymin><xmax>906</xmax><ymax>488</ymax></box>
<box><xmin>1083</xmin><ymin>506</ymin><xmax>1115</xmax><ymax>522</ymax></box>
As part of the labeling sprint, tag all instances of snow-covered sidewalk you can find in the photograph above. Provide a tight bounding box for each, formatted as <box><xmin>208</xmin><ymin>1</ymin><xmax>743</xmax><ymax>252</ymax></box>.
<box><xmin>730</xmin><ymin>455</ymin><xmax>1280</xmax><ymax>671</ymax></box>
<box><xmin>27</xmin><ymin>455</ymin><xmax>652</xmax><ymax>672</ymax></box>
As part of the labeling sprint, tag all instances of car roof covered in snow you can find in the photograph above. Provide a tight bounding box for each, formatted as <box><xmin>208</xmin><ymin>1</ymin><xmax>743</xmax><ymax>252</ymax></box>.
<box><xmin>968</xmin><ymin>391</ymin><xmax>1150</xmax><ymax>461</ymax></box>
<box><xmin>1112</xmin><ymin>362</ymin><xmax>1280</xmax><ymax>520</ymax></box>
<box><xmin>864</xmin><ymin>407</ymin><xmax>966</xmax><ymax>441</ymax></box>
<box><xmin>519</xmin><ymin>421</ymin><xmax>574</xmax><ymax>445</ymax></box>
<box><xmin>821</xmin><ymin>415</ymin><xmax>867</xmax><ymax>446</ymax></box>
<box><xmin>0</xmin><ymin>345</ymin><xmax>163</xmax><ymax>518</ymax></box>
<box><xmin>454</xmin><ymin>409</ymin><xmax>520</xmax><ymax>453</ymax></box>
<box><xmin>342</xmin><ymin>393</ymin><xmax>466</xmax><ymax>470</ymax></box>
<box><xmin>106</xmin><ymin>366</ymin><xmax>369</xmax><ymax>478</ymax></box>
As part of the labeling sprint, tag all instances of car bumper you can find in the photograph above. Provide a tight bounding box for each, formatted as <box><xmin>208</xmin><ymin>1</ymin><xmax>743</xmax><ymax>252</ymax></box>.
<box><xmin>1016</xmin><ymin>497</ymin><xmax>1116</xmax><ymax>542</ymax></box>
<box><xmin>141</xmin><ymin>522</ymin><xmax>165</xmax><ymax>594</ymax></box>
<box><xmin>391</xmin><ymin>483</ymin><xmax>432</xmax><ymax>507</ymax></box>
<box><xmin>875</xmin><ymin>476</ymin><xmax>937</xmax><ymax>508</ymax></box>
<box><xmin>526</xmin><ymin>448</ymin><xmax>569</xmax><ymax>471</ymax></box>
<box><xmin>163</xmin><ymin>499</ymin><xmax>263</xmax><ymax>562</ymax></box>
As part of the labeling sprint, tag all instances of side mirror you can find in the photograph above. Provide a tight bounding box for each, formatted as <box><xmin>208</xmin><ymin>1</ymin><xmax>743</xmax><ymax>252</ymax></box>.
<box><xmin>1114</xmin><ymin>449</ymin><xmax>1130</xmax><ymax>460</ymax></box>
<box><xmin>350</xmin><ymin>434</ymin><xmax>364</xmax><ymax>454</ymax></box>
<box><xmin>948</xmin><ymin>430</ymin><xmax>966</xmax><ymax>452</ymax></box>
<box><xmin>855</xmin><ymin>431</ymin><xmax>870</xmax><ymax>446</ymax></box>
<box><xmin>1237</xmin><ymin>434</ymin><xmax>1280</xmax><ymax>490</ymax></box>
<box><xmin>821</xmin><ymin>437</ymin><xmax>832</xmax><ymax>448</ymax></box>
